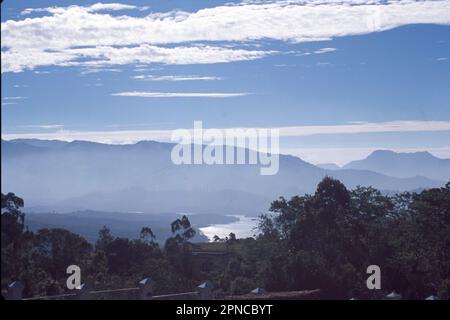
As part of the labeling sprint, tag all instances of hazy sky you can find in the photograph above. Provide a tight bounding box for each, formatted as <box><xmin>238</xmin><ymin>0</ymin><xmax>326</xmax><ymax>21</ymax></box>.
<box><xmin>2</xmin><ymin>0</ymin><xmax>450</xmax><ymax>165</ymax></box>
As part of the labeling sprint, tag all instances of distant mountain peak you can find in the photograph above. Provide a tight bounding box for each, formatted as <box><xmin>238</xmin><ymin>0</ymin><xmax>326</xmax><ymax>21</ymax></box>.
<box><xmin>344</xmin><ymin>149</ymin><xmax>449</xmax><ymax>180</ymax></box>
<box><xmin>369</xmin><ymin>149</ymin><xmax>395</xmax><ymax>156</ymax></box>
<box><xmin>316</xmin><ymin>163</ymin><xmax>341</xmax><ymax>170</ymax></box>
<box><xmin>369</xmin><ymin>149</ymin><xmax>435</xmax><ymax>158</ymax></box>
<box><xmin>135</xmin><ymin>140</ymin><xmax>160</xmax><ymax>145</ymax></box>
<box><xmin>67</xmin><ymin>140</ymin><xmax>100</xmax><ymax>146</ymax></box>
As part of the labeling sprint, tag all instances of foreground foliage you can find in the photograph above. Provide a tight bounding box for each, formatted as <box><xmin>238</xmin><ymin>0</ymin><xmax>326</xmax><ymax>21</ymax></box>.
<box><xmin>1</xmin><ymin>177</ymin><xmax>449</xmax><ymax>299</ymax></box>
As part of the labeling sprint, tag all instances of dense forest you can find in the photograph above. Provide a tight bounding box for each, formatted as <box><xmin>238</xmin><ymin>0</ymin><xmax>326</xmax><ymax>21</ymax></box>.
<box><xmin>1</xmin><ymin>177</ymin><xmax>449</xmax><ymax>299</ymax></box>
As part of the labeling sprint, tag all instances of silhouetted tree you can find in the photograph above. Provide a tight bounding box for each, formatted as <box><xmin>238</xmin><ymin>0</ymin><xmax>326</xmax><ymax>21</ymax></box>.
<box><xmin>140</xmin><ymin>226</ymin><xmax>156</xmax><ymax>244</ymax></box>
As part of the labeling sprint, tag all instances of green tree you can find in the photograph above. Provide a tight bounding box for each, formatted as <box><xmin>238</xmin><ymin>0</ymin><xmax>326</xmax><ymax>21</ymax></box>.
<box><xmin>140</xmin><ymin>226</ymin><xmax>156</xmax><ymax>244</ymax></box>
<box><xmin>171</xmin><ymin>215</ymin><xmax>196</xmax><ymax>242</ymax></box>
<box><xmin>96</xmin><ymin>225</ymin><xmax>113</xmax><ymax>251</ymax></box>
<box><xmin>1</xmin><ymin>193</ymin><xmax>30</xmax><ymax>288</ymax></box>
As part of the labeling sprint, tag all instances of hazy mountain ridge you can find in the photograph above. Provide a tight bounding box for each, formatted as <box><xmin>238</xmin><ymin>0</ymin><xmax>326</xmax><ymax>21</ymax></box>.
<box><xmin>29</xmin><ymin>187</ymin><xmax>272</xmax><ymax>215</ymax></box>
<box><xmin>1</xmin><ymin>139</ymin><xmax>445</xmax><ymax>215</ymax></box>
<box><xmin>344</xmin><ymin>150</ymin><xmax>450</xmax><ymax>181</ymax></box>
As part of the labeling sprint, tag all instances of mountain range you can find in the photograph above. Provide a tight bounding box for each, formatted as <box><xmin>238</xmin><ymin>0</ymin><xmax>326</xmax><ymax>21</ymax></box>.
<box><xmin>1</xmin><ymin>139</ymin><xmax>447</xmax><ymax>215</ymax></box>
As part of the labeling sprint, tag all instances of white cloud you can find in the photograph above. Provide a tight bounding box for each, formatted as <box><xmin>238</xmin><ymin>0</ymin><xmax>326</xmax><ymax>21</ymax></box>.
<box><xmin>21</xmin><ymin>3</ymin><xmax>149</xmax><ymax>15</ymax></box>
<box><xmin>277</xmin><ymin>120</ymin><xmax>450</xmax><ymax>136</ymax></box>
<box><xmin>295</xmin><ymin>47</ymin><xmax>337</xmax><ymax>56</ymax></box>
<box><xmin>314</xmin><ymin>47</ymin><xmax>337</xmax><ymax>54</ymax></box>
<box><xmin>3</xmin><ymin>120</ymin><xmax>449</xmax><ymax>144</ymax></box>
<box><xmin>85</xmin><ymin>83</ymin><xmax>104</xmax><ymax>87</ymax></box>
<box><xmin>3</xmin><ymin>96</ymin><xmax>27</xmax><ymax>100</ymax></box>
<box><xmin>111</xmin><ymin>91</ymin><xmax>251</xmax><ymax>98</ymax></box>
<box><xmin>20</xmin><ymin>8</ymin><xmax>50</xmax><ymax>15</ymax></box>
<box><xmin>80</xmin><ymin>68</ymin><xmax>123</xmax><ymax>75</ymax></box>
<box><xmin>3</xmin><ymin>97</ymin><xmax>27</xmax><ymax>105</ymax></box>
<box><xmin>131</xmin><ymin>75</ymin><xmax>223</xmax><ymax>81</ymax></box>
<box><xmin>2</xmin><ymin>0</ymin><xmax>450</xmax><ymax>72</ymax></box>
<box><xmin>21</xmin><ymin>124</ymin><xmax>65</xmax><ymax>129</ymax></box>
<box><xmin>104</xmin><ymin>122</ymin><xmax>175</xmax><ymax>129</ymax></box>
<box><xmin>86</xmin><ymin>3</ymin><xmax>150</xmax><ymax>12</ymax></box>
<box><xmin>436</xmin><ymin>57</ymin><xmax>448</xmax><ymax>61</ymax></box>
<box><xmin>2</xmin><ymin>44</ymin><xmax>272</xmax><ymax>73</ymax></box>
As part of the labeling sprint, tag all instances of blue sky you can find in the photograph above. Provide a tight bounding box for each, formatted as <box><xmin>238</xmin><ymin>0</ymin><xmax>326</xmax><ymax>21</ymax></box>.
<box><xmin>1</xmin><ymin>0</ymin><xmax>450</xmax><ymax>164</ymax></box>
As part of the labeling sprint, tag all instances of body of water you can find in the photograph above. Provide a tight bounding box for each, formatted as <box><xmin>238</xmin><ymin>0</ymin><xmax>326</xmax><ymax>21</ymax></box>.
<box><xmin>199</xmin><ymin>215</ymin><xmax>260</xmax><ymax>241</ymax></box>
